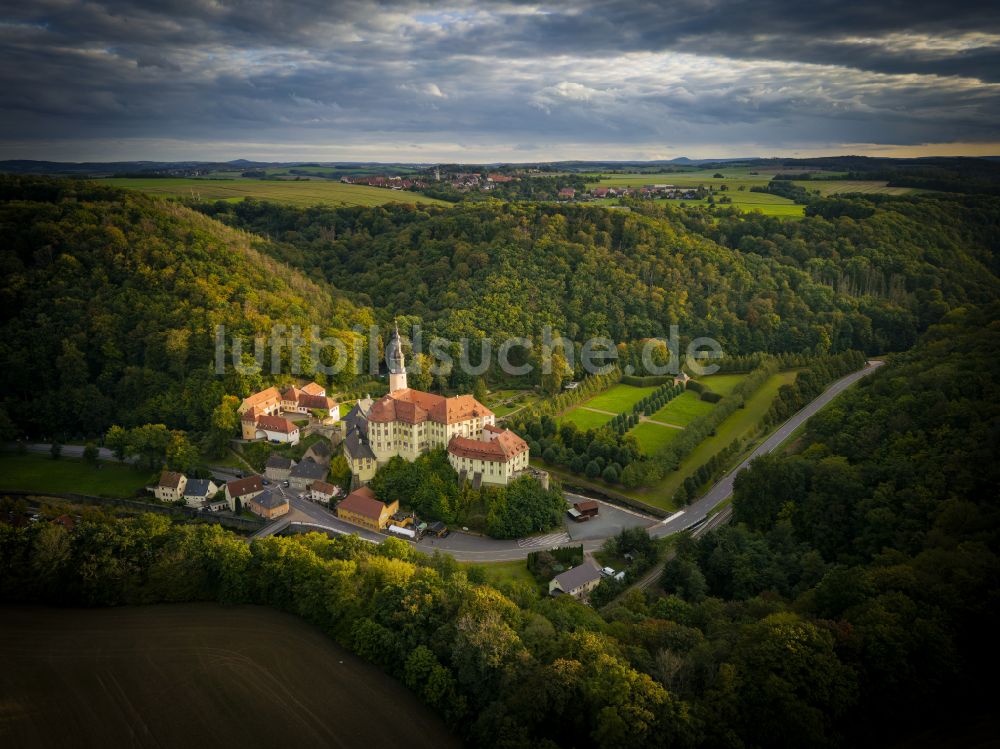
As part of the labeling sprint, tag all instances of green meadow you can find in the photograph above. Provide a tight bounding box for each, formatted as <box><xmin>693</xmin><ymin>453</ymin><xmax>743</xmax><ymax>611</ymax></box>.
<box><xmin>98</xmin><ymin>177</ymin><xmax>452</xmax><ymax>208</ymax></box>
<box><xmin>0</xmin><ymin>453</ymin><xmax>156</xmax><ymax>498</ymax></box>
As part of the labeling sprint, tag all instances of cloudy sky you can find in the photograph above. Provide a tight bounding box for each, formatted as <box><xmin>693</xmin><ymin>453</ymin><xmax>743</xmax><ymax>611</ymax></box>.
<box><xmin>2</xmin><ymin>0</ymin><xmax>999</xmax><ymax>162</ymax></box>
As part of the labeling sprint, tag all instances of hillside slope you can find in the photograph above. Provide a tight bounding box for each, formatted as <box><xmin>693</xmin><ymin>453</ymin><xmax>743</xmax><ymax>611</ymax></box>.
<box><xmin>200</xmin><ymin>195</ymin><xmax>1000</xmax><ymax>356</ymax></box>
<box><xmin>0</xmin><ymin>177</ymin><xmax>372</xmax><ymax>438</ymax></box>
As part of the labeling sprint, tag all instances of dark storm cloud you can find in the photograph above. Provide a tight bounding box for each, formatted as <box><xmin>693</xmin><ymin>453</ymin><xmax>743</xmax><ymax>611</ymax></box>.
<box><xmin>1</xmin><ymin>0</ymin><xmax>998</xmax><ymax>159</ymax></box>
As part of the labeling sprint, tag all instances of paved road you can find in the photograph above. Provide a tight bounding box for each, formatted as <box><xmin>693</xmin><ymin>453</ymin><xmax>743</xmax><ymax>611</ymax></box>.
<box><xmin>9</xmin><ymin>362</ymin><xmax>881</xmax><ymax>562</ymax></box>
<box><xmin>649</xmin><ymin>360</ymin><xmax>883</xmax><ymax>539</ymax></box>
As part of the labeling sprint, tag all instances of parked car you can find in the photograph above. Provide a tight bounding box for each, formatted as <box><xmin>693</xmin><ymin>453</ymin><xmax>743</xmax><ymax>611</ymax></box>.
<box><xmin>282</xmin><ymin>480</ymin><xmax>290</xmax><ymax>488</ymax></box>
<box><xmin>262</xmin><ymin>479</ymin><xmax>270</xmax><ymax>486</ymax></box>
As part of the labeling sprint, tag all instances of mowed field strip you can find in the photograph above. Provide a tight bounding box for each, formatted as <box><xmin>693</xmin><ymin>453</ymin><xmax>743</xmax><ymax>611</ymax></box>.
<box><xmin>792</xmin><ymin>179</ymin><xmax>917</xmax><ymax>196</ymax></box>
<box><xmin>99</xmin><ymin>177</ymin><xmax>452</xmax><ymax>208</ymax></box>
<box><xmin>559</xmin><ymin>383</ymin><xmax>656</xmax><ymax>430</ymax></box>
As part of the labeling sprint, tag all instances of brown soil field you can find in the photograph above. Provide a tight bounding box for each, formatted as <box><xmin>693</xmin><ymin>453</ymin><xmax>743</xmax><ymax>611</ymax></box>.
<box><xmin>0</xmin><ymin>604</ymin><xmax>461</xmax><ymax>748</ymax></box>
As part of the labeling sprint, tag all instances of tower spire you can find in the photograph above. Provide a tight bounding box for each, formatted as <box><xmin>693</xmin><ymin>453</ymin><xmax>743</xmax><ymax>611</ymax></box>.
<box><xmin>387</xmin><ymin>320</ymin><xmax>408</xmax><ymax>393</ymax></box>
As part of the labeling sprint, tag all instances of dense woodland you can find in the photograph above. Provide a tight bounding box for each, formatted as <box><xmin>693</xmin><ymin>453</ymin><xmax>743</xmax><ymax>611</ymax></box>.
<box><xmin>0</xmin><ymin>177</ymin><xmax>372</xmax><ymax>440</ymax></box>
<box><xmin>2</xmin><ymin>177</ymin><xmax>997</xmax><ymax>443</ymax></box>
<box><xmin>201</xmin><ymin>193</ymin><xmax>999</xmax><ymax>359</ymax></box>
<box><xmin>2</xmin><ymin>303</ymin><xmax>998</xmax><ymax>748</ymax></box>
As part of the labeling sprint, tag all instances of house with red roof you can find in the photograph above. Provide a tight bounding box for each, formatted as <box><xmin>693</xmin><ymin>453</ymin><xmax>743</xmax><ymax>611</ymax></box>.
<box><xmin>336</xmin><ymin>486</ymin><xmax>398</xmax><ymax>531</ymax></box>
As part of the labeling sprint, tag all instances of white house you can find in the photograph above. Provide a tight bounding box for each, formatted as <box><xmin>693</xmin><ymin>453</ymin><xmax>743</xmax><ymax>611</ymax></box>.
<box><xmin>549</xmin><ymin>563</ymin><xmax>603</xmax><ymax>599</ymax></box>
<box><xmin>182</xmin><ymin>478</ymin><xmax>219</xmax><ymax>508</ymax></box>
<box><xmin>255</xmin><ymin>414</ymin><xmax>300</xmax><ymax>445</ymax></box>
<box><xmin>154</xmin><ymin>471</ymin><xmax>186</xmax><ymax>502</ymax></box>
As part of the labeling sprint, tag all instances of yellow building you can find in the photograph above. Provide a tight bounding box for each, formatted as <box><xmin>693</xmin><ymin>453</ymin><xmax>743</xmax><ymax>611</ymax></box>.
<box><xmin>336</xmin><ymin>486</ymin><xmax>399</xmax><ymax>531</ymax></box>
<box><xmin>247</xmin><ymin>489</ymin><xmax>290</xmax><ymax>520</ymax></box>
<box><xmin>447</xmin><ymin>424</ymin><xmax>530</xmax><ymax>486</ymax></box>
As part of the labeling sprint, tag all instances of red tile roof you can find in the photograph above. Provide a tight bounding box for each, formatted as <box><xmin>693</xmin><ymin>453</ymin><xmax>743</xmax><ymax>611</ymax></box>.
<box><xmin>256</xmin><ymin>414</ymin><xmax>298</xmax><ymax>434</ymax></box>
<box><xmin>301</xmin><ymin>382</ymin><xmax>326</xmax><ymax>396</ymax></box>
<box><xmin>447</xmin><ymin>429</ymin><xmax>528</xmax><ymax>463</ymax></box>
<box><xmin>368</xmin><ymin>388</ymin><xmax>492</xmax><ymax>425</ymax></box>
<box><xmin>240</xmin><ymin>387</ymin><xmax>282</xmax><ymax>411</ymax></box>
<box><xmin>309</xmin><ymin>480</ymin><xmax>337</xmax><ymax>495</ymax></box>
<box><xmin>158</xmin><ymin>471</ymin><xmax>185</xmax><ymax>489</ymax></box>
<box><xmin>226</xmin><ymin>475</ymin><xmax>263</xmax><ymax>497</ymax></box>
<box><xmin>337</xmin><ymin>486</ymin><xmax>387</xmax><ymax>520</ymax></box>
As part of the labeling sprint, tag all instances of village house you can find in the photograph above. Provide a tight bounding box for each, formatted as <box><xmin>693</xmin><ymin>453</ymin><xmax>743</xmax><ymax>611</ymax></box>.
<box><xmin>252</xmin><ymin>414</ymin><xmax>300</xmax><ymax>445</ymax></box>
<box><xmin>264</xmin><ymin>455</ymin><xmax>296</xmax><ymax>481</ymax></box>
<box><xmin>288</xmin><ymin>459</ymin><xmax>328</xmax><ymax>491</ymax></box>
<box><xmin>549</xmin><ymin>563</ymin><xmax>603</xmax><ymax>599</ymax></box>
<box><xmin>557</xmin><ymin>187</ymin><xmax>575</xmax><ymax>199</ymax></box>
<box><xmin>336</xmin><ymin>486</ymin><xmax>399</xmax><ymax>531</ymax></box>
<box><xmin>182</xmin><ymin>478</ymin><xmax>219</xmax><ymax>508</ymax></box>
<box><xmin>238</xmin><ymin>381</ymin><xmax>336</xmax><ymax>442</ymax></box>
<box><xmin>302</xmin><ymin>438</ymin><xmax>333</xmax><ymax>466</ymax></box>
<box><xmin>225</xmin><ymin>475</ymin><xmax>264</xmax><ymax>512</ymax></box>
<box><xmin>343</xmin><ymin>325</ymin><xmax>530</xmax><ymax>487</ymax></box>
<box><xmin>248</xmin><ymin>488</ymin><xmax>290</xmax><ymax>520</ymax></box>
<box><xmin>153</xmin><ymin>471</ymin><xmax>186</xmax><ymax>502</ymax></box>
<box><xmin>281</xmin><ymin>384</ymin><xmax>339</xmax><ymax>421</ymax></box>
<box><xmin>307</xmin><ymin>480</ymin><xmax>339</xmax><ymax>504</ymax></box>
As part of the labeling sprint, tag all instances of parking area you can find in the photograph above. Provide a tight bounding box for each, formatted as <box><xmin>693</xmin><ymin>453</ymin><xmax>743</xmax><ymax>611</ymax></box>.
<box><xmin>562</xmin><ymin>493</ymin><xmax>654</xmax><ymax>541</ymax></box>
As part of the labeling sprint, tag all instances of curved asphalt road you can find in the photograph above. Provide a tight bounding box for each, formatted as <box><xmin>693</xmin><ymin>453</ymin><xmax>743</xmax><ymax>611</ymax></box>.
<box><xmin>649</xmin><ymin>360</ymin><xmax>883</xmax><ymax>539</ymax></box>
<box><xmin>11</xmin><ymin>362</ymin><xmax>881</xmax><ymax>562</ymax></box>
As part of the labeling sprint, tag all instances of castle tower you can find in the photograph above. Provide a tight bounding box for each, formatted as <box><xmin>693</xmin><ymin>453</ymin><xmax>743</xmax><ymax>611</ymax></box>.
<box><xmin>387</xmin><ymin>322</ymin><xmax>408</xmax><ymax>393</ymax></box>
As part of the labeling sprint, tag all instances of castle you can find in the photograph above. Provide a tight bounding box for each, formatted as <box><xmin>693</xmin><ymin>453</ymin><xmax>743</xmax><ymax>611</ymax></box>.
<box><xmin>343</xmin><ymin>325</ymin><xmax>530</xmax><ymax>486</ymax></box>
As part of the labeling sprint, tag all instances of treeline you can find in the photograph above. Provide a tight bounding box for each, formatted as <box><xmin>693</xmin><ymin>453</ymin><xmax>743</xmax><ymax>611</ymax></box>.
<box><xmin>510</xmin><ymin>413</ymin><xmax>641</xmax><ymax>485</ymax></box>
<box><xmin>0</xmin><ymin>516</ymin><xmax>692</xmax><ymax>748</ymax></box>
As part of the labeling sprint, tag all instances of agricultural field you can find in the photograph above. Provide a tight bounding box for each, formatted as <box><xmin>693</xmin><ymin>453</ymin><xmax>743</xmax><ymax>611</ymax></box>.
<box><xmin>0</xmin><ymin>453</ymin><xmax>155</xmax><ymax>498</ymax></box>
<box><xmin>681</xmin><ymin>195</ymin><xmax>805</xmax><ymax>217</ymax></box>
<box><xmin>0</xmin><ymin>604</ymin><xmax>458</xmax><ymax>749</ymax></box>
<box><xmin>792</xmin><ymin>179</ymin><xmax>916</xmax><ymax>197</ymax></box>
<box><xmin>98</xmin><ymin>177</ymin><xmax>452</xmax><ymax>208</ymax></box>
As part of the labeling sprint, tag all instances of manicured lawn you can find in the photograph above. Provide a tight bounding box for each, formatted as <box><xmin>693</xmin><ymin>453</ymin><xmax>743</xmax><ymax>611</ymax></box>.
<box><xmin>98</xmin><ymin>178</ymin><xmax>452</xmax><ymax>208</ymax></box>
<box><xmin>487</xmin><ymin>389</ymin><xmax>539</xmax><ymax>418</ymax></box>
<box><xmin>632</xmin><ymin>369</ymin><xmax>800</xmax><ymax>508</ymax></box>
<box><xmin>559</xmin><ymin>408</ymin><xmax>612</xmax><ymax>431</ymax></box>
<box><xmin>648</xmin><ymin>391</ymin><xmax>714</xmax><ymax>426</ymax></box>
<box><xmin>582</xmin><ymin>384</ymin><xmax>657</xmax><ymax>413</ymax></box>
<box><xmin>0</xmin><ymin>453</ymin><xmax>157</xmax><ymax>498</ymax></box>
<box><xmin>699</xmin><ymin>373</ymin><xmax>747</xmax><ymax>397</ymax></box>
<box><xmin>630</xmin><ymin>422</ymin><xmax>680</xmax><ymax>454</ymax></box>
